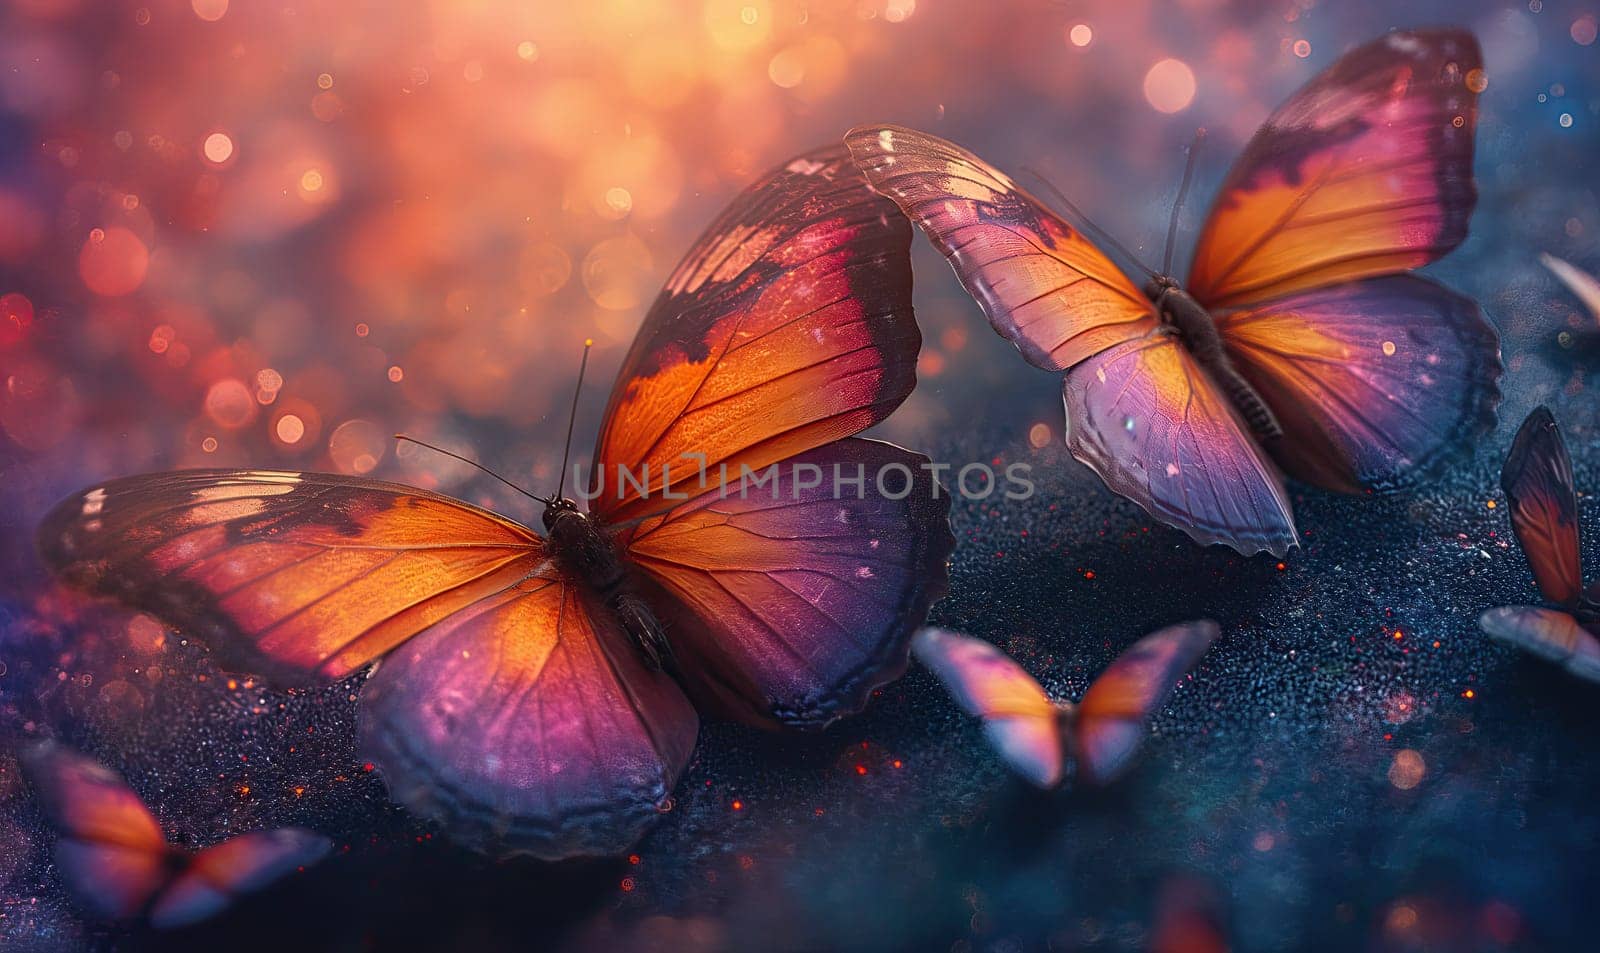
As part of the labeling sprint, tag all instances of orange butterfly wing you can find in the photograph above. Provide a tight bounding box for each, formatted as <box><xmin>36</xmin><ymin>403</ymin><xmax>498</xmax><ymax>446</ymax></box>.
<box><xmin>1188</xmin><ymin>29</ymin><xmax>1481</xmax><ymax>309</ymax></box>
<box><xmin>21</xmin><ymin>743</ymin><xmax>173</xmax><ymax>921</ymax></box>
<box><xmin>1500</xmin><ymin>408</ymin><xmax>1585</xmax><ymax>607</ymax></box>
<box><xmin>37</xmin><ymin>470</ymin><xmax>547</xmax><ymax>684</ymax></box>
<box><xmin>1191</xmin><ymin>29</ymin><xmax>1499</xmax><ymax>494</ymax></box>
<box><xmin>845</xmin><ymin>124</ymin><xmax>1158</xmax><ymax>372</ymax></box>
<box><xmin>589</xmin><ymin>144</ymin><xmax>946</xmax><ymax>730</ymax></box>
<box><xmin>1072</xmin><ymin>620</ymin><xmax>1219</xmax><ymax>785</ymax></box>
<box><xmin>588</xmin><ymin>144</ymin><xmax>919</xmax><ymax>522</ymax></box>
<box><xmin>846</xmin><ymin>124</ymin><xmax>1294</xmax><ymax>557</ymax></box>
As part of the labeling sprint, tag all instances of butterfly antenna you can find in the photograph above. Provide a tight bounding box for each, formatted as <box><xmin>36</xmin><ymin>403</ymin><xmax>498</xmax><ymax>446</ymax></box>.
<box><xmin>554</xmin><ymin>339</ymin><xmax>593</xmax><ymax>501</ymax></box>
<box><xmin>1019</xmin><ymin>165</ymin><xmax>1157</xmax><ymax>279</ymax></box>
<box><xmin>392</xmin><ymin>435</ymin><xmax>553</xmax><ymax>506</ymax></box>
<box><xmin>1163</xmin><ymin>128</ymin><xmax>1206</xmax><ymax>276</ymax></box>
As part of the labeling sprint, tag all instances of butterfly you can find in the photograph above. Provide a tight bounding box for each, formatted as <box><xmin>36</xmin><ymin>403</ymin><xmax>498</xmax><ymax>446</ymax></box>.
<box><xmin>19</xmin><ymin>742</ymin><xmax>331</xmax><ymax>929</ymax></box>
<box><xmin>1541</xmin><ymin>253</ymin><xmax>1600</xmax><ymax>325</ymax></box>
<box><xmin>846</xmin><ymin>28</ymin><xmax>1502</xmax><ymax>558</ymax></box>
<box><xmin>1478</xmin><ymin>407</ymin><xmax>1600</xmax><ymax>683</ymax></box>
<box><xmin>910</xmin><ymin>621</ymin><xmax>1218</xmax><ymax>788</ymax></box>
<box><xmin>36</xmin><ymin>144</ymin><xmax>955</xmax><ymax>859</ymax></box>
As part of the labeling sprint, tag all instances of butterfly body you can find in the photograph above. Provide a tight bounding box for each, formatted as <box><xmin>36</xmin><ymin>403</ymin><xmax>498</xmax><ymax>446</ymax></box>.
<box><xmin>541</xmin><ymin>497</ymin><xmax>670</xmax><ymax>669</ymax></box>
<box><xmin>1143</xmin><ymin>276</ymin><xmax>1283</xmax><ymax>441</ymax></box>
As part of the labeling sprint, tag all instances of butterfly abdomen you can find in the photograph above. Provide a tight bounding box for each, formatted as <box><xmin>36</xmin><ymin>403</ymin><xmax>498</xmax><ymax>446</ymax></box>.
<box><xmin>545</xmin><ymin>505</ymin><xmax>671</xmax><ymax>669</ymax></box>
<box><xmin>1156</xmin><ymin>286</ymin><xmax>1284</xmax><ymax>442</ymax></box>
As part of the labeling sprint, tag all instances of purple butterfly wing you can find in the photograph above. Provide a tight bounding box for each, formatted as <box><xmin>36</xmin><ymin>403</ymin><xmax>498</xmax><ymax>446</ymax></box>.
<box><xmin>1214</xmin><ymin>275</ymin><xmax>1500</xmax><ymax>494</ymax></box>
<box><xmin>357</xmin><ymin>573</ymin><xmax>699</xmax><ymax>860</ymax></box>
<box><xmin>620</xmin><ymin>439</ymin><xmax>953</xmax><ymax>729</ymax></box>
<box><xmin>1063</xmin><ymin>335</ymin><xmax>1299</xmax><ymax>557</ymax></box>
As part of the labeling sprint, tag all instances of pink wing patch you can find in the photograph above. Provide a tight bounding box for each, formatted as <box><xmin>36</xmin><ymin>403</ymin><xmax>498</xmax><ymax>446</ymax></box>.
<box><xmin>1063</xmin><ymin>335</ymin><xmax>1298</xmax><ymax>557</ymax></box>
<box><xmin>911</xmin><ymin>628</ymin><xmax>1064</xmax><ymax>788</ymax></box>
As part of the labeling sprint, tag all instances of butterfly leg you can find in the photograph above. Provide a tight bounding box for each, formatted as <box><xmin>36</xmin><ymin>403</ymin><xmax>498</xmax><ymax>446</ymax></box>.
<box><xmin>608</xmin><ymin>590</ymin><xmax>673</xmax><ymax>671</ymax></box>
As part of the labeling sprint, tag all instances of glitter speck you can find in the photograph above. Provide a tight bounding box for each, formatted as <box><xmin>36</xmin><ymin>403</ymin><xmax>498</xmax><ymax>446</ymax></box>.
<box><xmin>1382</xmin><ymin>340</ymin><xmax>1396</xmax><ymax>356</ymax></box>
<box><xmin>1068</xmin><ymin>24</ymin><xmax>1092</xmax><ymax>47</ymax></box>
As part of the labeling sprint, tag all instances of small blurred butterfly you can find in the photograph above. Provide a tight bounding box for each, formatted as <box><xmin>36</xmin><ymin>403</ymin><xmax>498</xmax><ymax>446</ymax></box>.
<box><xmin>911</xmin><ymin>621</ymin><xmax>1218</xmax><ymax>788</ymax></box>
<box><xmin>20</xmin><ymin>742</ymin><xmax>331</xmax><ymax>929</ymax></box>
<box><xmin>848</xmin><ymin>29</ymin><xmax>1502</xmax><ymax>557</ymax></box>
<box><xmin>1479</xmin><ymin>407</ymin><xmax>1600</xmax><ymax>683</ymax></box>
<box><xmin>37</xmin><ymin>145</ymin><xmax>954</xmax><ymax>859</ymax></box>
<box><xmin>1541</xmin><ymin>253</ymin><xmax>1600</xmax><ymax>325</ymax></box>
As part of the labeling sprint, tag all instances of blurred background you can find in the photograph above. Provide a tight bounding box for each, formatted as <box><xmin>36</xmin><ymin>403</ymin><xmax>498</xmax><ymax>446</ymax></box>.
<box><xmin>3</xmin><ymin>0</ymin><xmax>1600</xmax><ymax>950</ymax></box>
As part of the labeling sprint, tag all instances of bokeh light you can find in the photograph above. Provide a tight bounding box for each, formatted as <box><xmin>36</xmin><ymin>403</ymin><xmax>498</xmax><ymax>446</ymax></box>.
<box><xmin>1143</xmin><ymin>58</ymin><xmax>1196</xmax><ymax>113</ymax></box>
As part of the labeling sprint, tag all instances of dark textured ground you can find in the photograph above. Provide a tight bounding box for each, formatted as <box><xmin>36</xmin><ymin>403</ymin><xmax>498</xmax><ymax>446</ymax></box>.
<box><xmin>4</xmin><ymin>423</ymin><xmax>1600</xmax><ymax>952</ymax></box>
